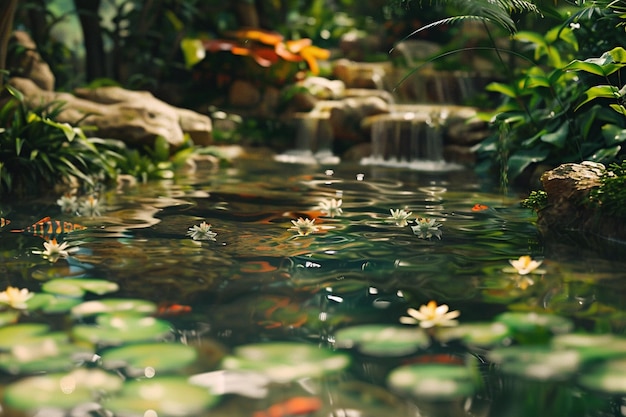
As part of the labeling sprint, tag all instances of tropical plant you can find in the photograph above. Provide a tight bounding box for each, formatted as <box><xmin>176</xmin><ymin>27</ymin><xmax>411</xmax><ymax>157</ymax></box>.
<box><xmin>0</xmin><ymin>85</ymin><xmax>122</xmax><ymax>196</ymax></box>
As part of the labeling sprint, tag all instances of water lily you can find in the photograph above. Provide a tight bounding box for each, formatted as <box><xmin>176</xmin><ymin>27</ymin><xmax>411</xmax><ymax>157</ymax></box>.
<box><xmin>505</xmin><ymin>256</ymin><xmax>545</xmax><ymax>275</ymax></box>
<box><xmin>400</xmin><ymin>301</ymin><xmax>460</xmax><ymax>328</ymax></box>
<box><xmin>187</xmin><ymin>221</ymin><xmax>217</xmax><ymax>241</ymax></box>
<box><xmin>78</xmin><ymin>195</ymin><xmax>102</xmax><ymax>217</ymax></box>
<box><xmin>0</xmin><ymin>286</ymin><xmax>34</xmax><ymax>309</ymax></box>
<box><xmin>32</xmin><ymin>238</ymin><xmax>77</xmax><ymax>262</ymax></box>
<box><xmin>290</xmin><ymin>217</ymin><xmax>318</xmax><ymax>236</ymax></box>
<box><xmin>317</xmin><ymin>198</ymin><xmax>343</xmax><ymax>218</ymax></box>
<box><xmin>56</xmin><ymin>193</ymin><xmax>78</xmax><ymax>214</ymax></box>
<box><xmin>410</xmin><ymin>217</ymin><xmax>442</xmax><ymax>239</ymax></box>
<box><xmin>388</xmin><ymin>208</ymin><xmax>412</xmax><ymax>227</ymax></box>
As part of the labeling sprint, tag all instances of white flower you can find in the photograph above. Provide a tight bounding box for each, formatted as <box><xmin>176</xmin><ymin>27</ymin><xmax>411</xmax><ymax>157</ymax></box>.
<box><xmin>32</xmin><ymin>238</ymin><xmax>74</xmax><ymax>262</ymax></box>
<box><xmin>505</xmin><ymin>256</ymin><xmax>545</xmax><ymax>275</ymax></box>
<box><xmin>400</xmin><ymin>301</ymin><xmax>460</xmax><ymax>328</ymax></box>
<box><xmin>290</xmin><ymin>217</ymin><xmax>319</xmax><ymax>236</ymax></box>
<box><xmin>56</xmin><ymin>193</ymin><xmax>78</xmax><ymax>214</ymax></box>
<box><xmin>0</xmin><ymin>286</ymin><xmax>34</xmax><ymax>309</ymax></box>
<box><xmin>410</xmin><ymin>217</ymin><xmax>442</xmax><ymax>239</ymax></box>
<box><xmin>388</xmin><ymin>208</ymin><xmax>412</xmax><ymax>227</ymax></box>
<box><xmin>317</xmin><ymin>198</ymin><xmax>343</xmax><ymax>218</ymax></box>
<box><xmin>187</xmin><ymin>221</ymin><xmax>217</xmax><ymax>241</ymax></box>
<box><xmin>78</xmin><ymin>195</ymin><xmax>102</xmax><ymax>217</ymax></box>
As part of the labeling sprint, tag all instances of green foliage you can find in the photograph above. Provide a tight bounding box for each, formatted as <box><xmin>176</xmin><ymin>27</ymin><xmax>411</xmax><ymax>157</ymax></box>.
<box><xmin>0</xmin><ymin>85</ymin><xmax>120</xmax><ymax>196</ymax></box>
<box><xmin>588</xmin><ymin>160</ymin><xmax>626</xmax><ymax>218</ymax></box>
<box><xmin>474</xmin><ymin>4</ymin><xmax>626</xmax><ymax>183</ymax></box>
<box><xmin>521</xmin><ymin>190</ymin><xmax>548</xmax><ymax>211</ymax></box>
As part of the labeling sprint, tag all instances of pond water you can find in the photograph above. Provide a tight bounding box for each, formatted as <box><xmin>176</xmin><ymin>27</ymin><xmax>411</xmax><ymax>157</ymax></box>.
<box><xmin>0</xmin><ymin>157</ymin><xmax>625</xmax><ymax>417</ymax></box>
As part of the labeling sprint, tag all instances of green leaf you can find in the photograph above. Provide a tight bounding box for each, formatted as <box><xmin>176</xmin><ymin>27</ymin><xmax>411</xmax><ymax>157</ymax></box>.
<box><xmin>42</xmin><ymin>278</ymin><xmax>119</xmax><ymax>298</ymax></box>
<box><xmin>387</xmin><ymin>363</ymin><xmax>475</xmax><ymax>400</ymax></box>
<box><xmin>73</xmin><ymin>313</ymin><xmax>172</xmax><ymax>346</ymax></box>
<box><xmin>181</xmin><ymin>38</ymin><xmax>206</xmax><ymax>68</ymax></box>
<box><xmin>540</xmin><ymin>121</ymin><xmax>569</xmax><ymax>148</ymax></box>
<box><xmin>334</xmin><ymin>324</ymin><xmax>430</xmax><ymax>356</ymax></box>
<box><xmin>564</xmin><ymin>61</ymin><xmax>610</xmax><ymax>77</ymax></box>
<box><xmin>575</xmin><ymin>85</ymin><xmax>620</xmax><ymax>111</ymax></box>
<box><xmin>587</xmin><ymin>145</ymin><xmax>621</xmax><ymax>161</ymax></box>
<box><xmin>602</xmin><ymin>124</ymin><xmax>626</xmax><ymax>145</ymax></box>
<box><xmin>101</xmin><ymin>342</ymin><xmax>198</xmax><ymax>376</ymax></box>
<box><xmin>507</xmin><ymin>147</ymin><xmax>551</xmax><ymax>180</ymax></box>
<box><xmin>72</xmin><ymin>298</ymin><xmax>157</xmax><ymax>318</ymax></box>
<box><xmin>486</xmin><ymin>82</ymin><xmax>518</xmax><ymax>98</ymax></box>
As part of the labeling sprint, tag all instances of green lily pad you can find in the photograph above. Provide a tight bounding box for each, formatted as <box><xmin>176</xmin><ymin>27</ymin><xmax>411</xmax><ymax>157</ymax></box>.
<box><xmin>334</xmin><ymin>324</ymin><xmax>430</xmax><ymax>356</ymax></box>
<box><xmin>0</xmin><ymin>323</ymin><xmax>63</xmax><ymax>350</ymax></box>
<box><xmin>73</xmin><ymin>313</ymin><xmax>172</xmax><ymax>346</ymax></box>
<box><xmin>387</xmin><ymin>364</ymin><xmax>475</xmax><ymax>400</ymax></box>
<box><xmin>102</xmin><ymin>342</ymin><xmax>198</xmax><ymax>376</ymax></box>
<box><xmin>105</xmin><ymin>376</ymin><xmax>219</xmax><ymax>417</ymax></box>
<box><xmin>0</xmin><ymin>339</ymin><xmax>93</xmax><ymax>374</ymax></box>
<box><xmin>551</xmin><ymin>333</ymin><xmax>626</xmax><ymax>362</ymax></box>
<box><xmin>438</xmin><ymin>322</ymin><xmax>511</xmax><ymax>347</ymax></box>
<box><xmin>222</xmin><ymin>342</ymin><xmax>350</xmax><ymax>383</ymax></box>
<box><xmin>0</xmin><ymin>310</ymin><xmax>19</xmax><ymax>327</ymax></box>
<box><xmin>488</xmin><ymin>345</ymin><xmax>581</xmax><ymax>380</ymax></box>
<box><xmin>495</xmin><ymin>312</ymin><xmax>573</xmax><ymax>341</ymax></box>
<box><xmin>4</xmin><ymin>368</ymin><xmax>123</xmax><ymax>411</ymax></box>
<box><xmin>579</xmin><ymin>358</ymin><xmax>626</xmax><ymax>394</ymax></box>
<box><xmin>72</xmin><ymin>298</ymin><xmax>157</xmax><ymax>318</ymax></box>
<box><xmin>42</xmin><ymin>278</ymin><xmax>119</xmax><ymax>298</ymax></box>
<box><xmin>27</xmin><ymin>293</ymin><xmax>82</xmax><ymax>313</ymax></box>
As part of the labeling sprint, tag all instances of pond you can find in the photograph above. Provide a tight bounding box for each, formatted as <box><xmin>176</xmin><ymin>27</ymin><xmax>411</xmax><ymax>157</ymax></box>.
<box><xmin>0</xmin><ymin>156</ymin><xmax>625</xmax><ymax>417</ymax></box>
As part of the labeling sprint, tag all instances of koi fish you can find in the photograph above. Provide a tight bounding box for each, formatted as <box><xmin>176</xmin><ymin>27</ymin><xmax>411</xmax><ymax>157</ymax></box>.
<box><xmin>0</xmin><ymin>218</ymin><xmax>10</xmax><ymax>228</ymax></box>
<box><xmin>471</xmin><ymin>204</ymin><xmax>489</xmax><ymax>212</ymax></box>
<box><xmin>11</xmin><ymin>216</ymin><xmax>87</xmax><ymax>240</ymax></box>
<box><xmin>404</xmin><ymin>353</ymin><xmax>465</xmax><ymax>366</ymax></box>
<box><xmin>155</xmin><ymin>302</ymin><xmax>192</xmax><ymax>317</ymax></box>
<box><xmin>252</xmin><ymin>397</ymin><xmax>322</xmax><ymax>417</ymax></box>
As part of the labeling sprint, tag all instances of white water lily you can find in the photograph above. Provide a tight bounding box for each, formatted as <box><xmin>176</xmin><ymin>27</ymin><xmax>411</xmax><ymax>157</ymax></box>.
<box><xmin>32</xmin><ymin>238</ymin><xmax>75</xmax><ymax>263</ymax></box>
<box><xmin>505</xmin><ymin>256</ymin><xmax>545</xmax><ymax>275</ymax></box>
<box><xmin>56</xmin><ymin>193</ymin><xmax>78</xmax><ymax>214</ymax></box>
<box><xmin>290</xmin><ymin>217</ymin><xmax>319</xmax><ymax>236</ymax></box>
<box><xmin>400</xmin><ymin>301</ymin><xmax>460</xmax><ymax>328</ymax></box>
<box><xmin>78</xmin><ymin>195</ymin><xmax>102</xmax><ymax>217</ymax></box>
<box><xmin>187</xmin><ymin>221</ymin><xmax>217</xmax><ymax>241</ymax></box>
<box><xmin>410</xmin><ymin>217</ymin><xmax>442</xmax><ymax>240</ymax></box>
<box><xmin>317</xmin><ymin>198</ymin><xmax>343</xmax><ymax>218</ymax></box>
<box><xmin>388</xmin><ymin>208</ymin><xmax>412</xmax><ymax>227</ymax></box>
<box><xmin>0</xmin><ymin>286</ymin><xmax>34</xmax><ymax>309</ymax></box>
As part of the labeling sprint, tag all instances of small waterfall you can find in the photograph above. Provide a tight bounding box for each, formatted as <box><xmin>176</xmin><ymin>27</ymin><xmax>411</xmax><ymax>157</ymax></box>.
<box><xmin>361</xmin><ymin>105</ymin><xmax>462</xmax><ymax>171</ymax></box>
<box><xmin>275</xmin><ymin>104</ymin><xmax>339</xmax><ymax>165</ymax></box>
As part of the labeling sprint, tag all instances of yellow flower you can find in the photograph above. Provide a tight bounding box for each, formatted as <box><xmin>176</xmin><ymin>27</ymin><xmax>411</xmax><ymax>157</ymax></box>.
<box><xmin>0</xmin><ymin>286</ymin><xmax>34</xmax><ymax>310</ymax></box>
<box><xmin>506</xmin><ymin>256</ymin><xmax>544</xmax><ymax>275</ymax></box>
<box><xmin>400</xmin><ymin>301</ymin><xmax>460</xmax><ymax>328</ymax></box>
<box><xmin>290</xmin><ymin>217</ymin><xmax>319</xmax><ymax>236</ymax></box>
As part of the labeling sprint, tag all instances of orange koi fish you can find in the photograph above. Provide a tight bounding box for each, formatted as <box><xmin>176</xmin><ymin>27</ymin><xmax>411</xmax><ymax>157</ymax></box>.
<box><xmin>11</xmin><ymin>216</ymin><xmax>87</xmax><ymax>240</ymax></box>
<box><xmin>471</xmin><ymin>204</ymin><xmax>489</xmax><ymax>212</ymax></box>
<box><xmin>0</xmin><ymin>218</ymin><xmax>10</xmax><ymax>228</ymax></box>
<box><xmin>155</xmin><ymin>302</ymin><xmax>192</xmax><ymax>317</ymax></box>
<box><xmin>253</xmin><ymin>397</ymin><xmax>322</xmax><ymax>417</ymax></box>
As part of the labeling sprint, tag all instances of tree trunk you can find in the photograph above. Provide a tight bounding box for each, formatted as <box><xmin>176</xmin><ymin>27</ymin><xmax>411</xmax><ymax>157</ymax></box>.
<box><xmin>74</xmin><ymin>0</ymin><xmax>106</xmax><ymax>81</ymax></box>
<box><xmin>0</xmin><ymin>0</ymin><xmax>18</xmax><ymax>90</ymax></box>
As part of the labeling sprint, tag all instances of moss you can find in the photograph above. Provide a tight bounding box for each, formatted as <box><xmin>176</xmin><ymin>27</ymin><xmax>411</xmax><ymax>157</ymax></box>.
<box><xmin>587</xmin><ymin>161</ymin><xmax>626</xmax><ymax>219</ymax></box>
<box><xmin>521</xmin><ymin>190</ymin><xmax>548</xmax><ymax>212</ymax></box>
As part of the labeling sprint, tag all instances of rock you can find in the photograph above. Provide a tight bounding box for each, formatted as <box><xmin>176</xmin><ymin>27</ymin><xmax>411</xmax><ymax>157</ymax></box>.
<box><xmin>299</xmin><ymin>76</ymin><xmax>345</xmax><ymax>100</ymax></box>
<box><xmin>9</xmin><ymin>77</ymin><xmax>213</xmax><ymax>148</ymax></box>
<box><xmin>8</xmin><ymin>31</ymin><xmax>55</xmax><ymax>91</ymax></box>
<box><xmin>537</xmin><ymin>162</ymin><xmax>626</xmax><ymax>239</ymax></box>
<box><xmin>329</xmin><ymin>96</ymin><xmax>390</xmax><ymax>142</ymax></box>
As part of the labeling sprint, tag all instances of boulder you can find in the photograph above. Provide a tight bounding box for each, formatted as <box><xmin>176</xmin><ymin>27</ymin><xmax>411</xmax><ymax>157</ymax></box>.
<box><xmin>8</xmin><ymin>31</ymin><xmax>55</xmax><ymax>91</ymax></box>
<box><xmin>8</xmin><ymin>77</ymin><xmax>213</xmax><ymax>148</ymax></box>
<box><xmin>537</xmin><ymin>162</ymin><xmax>626</xmax><ymax>239</ymax></box>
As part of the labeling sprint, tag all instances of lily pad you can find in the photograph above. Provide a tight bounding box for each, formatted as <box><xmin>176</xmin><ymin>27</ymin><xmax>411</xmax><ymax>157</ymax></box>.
<box><xmin>579</xmin><ymin>358</ymin><xmax>626</xmax><ymax>394</ymax></box>
<box><xmin>0</xmin><ymin>310</ymin><xmax>19</xmax><ymax>326</ymax></box>
<box><xmin>495</xmin><ymin>312</ymin><xmax>573</xmax><ymax>341</ymax></box>
<box><xmin>438</xmin><ymin>322</ymin><xmax>511</xmax><ymax>347</ymax></box>
<box><xmin>105</xmin><ymin>376</ymin><xmax>219</xmax><ymax>417</ymax></box>
<box><xmin>551</xmin><ymin>333</ymin><xmax>626</xmax><ymax>362</ymax></box>
<box><xmin>387</xmin><ymin>364</ymin><xmax>475</xmax><ymax>400</ymax></box>
<box><xmin>0</xmin><ymin>339</ymin><xmax>93</xmax><ymax>374</ymax></box>
<box><xmin>72</xmin><ymin>298</ymin><xmax>157</xmax><ymax>318</ymax></box>
<box><xmin>222</xmin><ymin>342</ymin><xmax>350</xmax><ymax>383</ymax></box>
<box><xmin>42</xmin><ymin>278</ymin><xmax>119</xmax><ymax>298</ymax></box>
<box><xmin>101</xmin><ymin>342</ymin><xmax>197</xmax><ymax>376</ymax></box>
<box><xmin>0</xmin><ymin>323</ymin><xmax>63</xmax><ymax>350</ymax></box>
<box><xmin>488</xmin><ymin>345</ymin><xmax>581</xmax><ymax>380</ymax></box>
<box><xmin>4</xmin><ymin>368</ymin><xmax>123</xmax><ymax>411</ymax></box>
<box><xmin>334</xmin><ymin>324</ymin><xmax>430</xmax><ymax>356</ymax></box>
<box><xmin>27</xmin><ymin>293</ymin><xmax>82</xmax><ymax>313</ymax></box>
<box><xmin>73</xmin><ymin>313</ymin><xmax>172</xmax><ymax>346</ymax></box>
